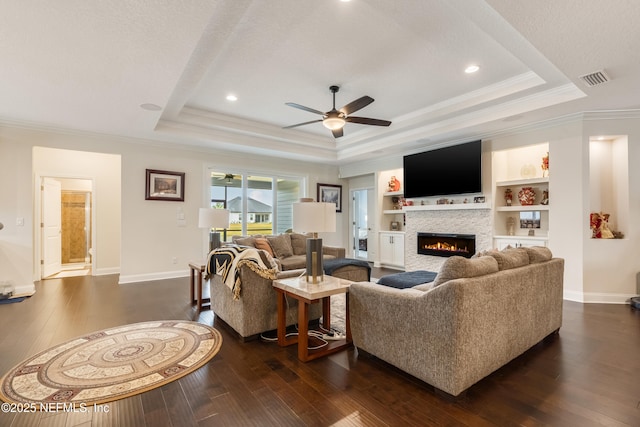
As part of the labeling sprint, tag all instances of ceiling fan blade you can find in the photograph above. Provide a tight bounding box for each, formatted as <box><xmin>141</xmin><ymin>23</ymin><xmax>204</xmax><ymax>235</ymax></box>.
<box><xmin>331</xmin><ymin>128</ymin><xmax>344</xmax><ymax>138</ymax></box>
<box><xmin>282</xmin><ymin>119</ymin><xmax>323</xmax><ymax>129</ymax></box>
<box><xmin>285</xmin><ymin>102</ymin><xmax>325</xmax><ymax>116</ymax></box>
<box><xmin>346</xmin><ymin>116</ymin><xmax>392</xmax><ymax>126</ymax></box>
<box><xmin>339</xmin><ymin>96</ymin><xmax>374</xmax><ymax>115</ymax></box>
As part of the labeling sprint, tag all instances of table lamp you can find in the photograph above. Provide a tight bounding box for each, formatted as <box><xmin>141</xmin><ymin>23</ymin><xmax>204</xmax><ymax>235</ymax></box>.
<box><xmin>198</xmin><ymin>208</ymin><xmax>230</xmax><ymax>253</ymax></box>
<box><xmin>292</xmin><ymin>199</ymin><xmax>336</xmax><ymax>284</ymax></box>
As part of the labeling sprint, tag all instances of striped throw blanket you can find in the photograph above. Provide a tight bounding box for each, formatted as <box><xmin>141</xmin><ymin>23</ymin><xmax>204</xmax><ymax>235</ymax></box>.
<box><xmin>206</xmin><ymin>245</ymin><xmax>278</xmax><ymax>300</ymax></box>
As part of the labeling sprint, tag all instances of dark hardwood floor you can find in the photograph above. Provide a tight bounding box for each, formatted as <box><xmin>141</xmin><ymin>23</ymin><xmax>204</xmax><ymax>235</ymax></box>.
<box><xmin>1</xmin><ymin>273</ymin><xmax>639</xmax><ymax>426</ymax></box>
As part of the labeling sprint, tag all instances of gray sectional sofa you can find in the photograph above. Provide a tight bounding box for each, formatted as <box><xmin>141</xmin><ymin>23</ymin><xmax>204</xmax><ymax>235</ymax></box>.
<box><xmin>349</xmin><ymin>246</ymin><xmax>564</xmax><ymax>397</ymax></box>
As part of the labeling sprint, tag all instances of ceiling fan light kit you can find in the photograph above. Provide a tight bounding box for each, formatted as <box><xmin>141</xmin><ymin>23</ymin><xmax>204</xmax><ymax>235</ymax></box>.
<box><xmin>284</xmin><ymin>85</ymin><xmax>391</xmax><ymax>138</ymax></box>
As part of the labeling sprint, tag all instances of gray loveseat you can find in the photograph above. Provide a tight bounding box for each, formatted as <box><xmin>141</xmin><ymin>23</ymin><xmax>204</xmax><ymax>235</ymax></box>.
<box><xmin>349</xmin><ymin>246</ymin><xmax>564</xmax><ymax>397</ymax></box>
<box><xmin>232</xmin><ymin>233</ymin><xmax>346</xmax><ymax>270</ymax></box>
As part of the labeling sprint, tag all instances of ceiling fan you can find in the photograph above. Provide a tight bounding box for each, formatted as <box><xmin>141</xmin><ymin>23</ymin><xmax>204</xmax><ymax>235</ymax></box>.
<box><xmin>283</xmin><ymin>85</ymin><xmax>391</xmax><ymax>138</ymax></box>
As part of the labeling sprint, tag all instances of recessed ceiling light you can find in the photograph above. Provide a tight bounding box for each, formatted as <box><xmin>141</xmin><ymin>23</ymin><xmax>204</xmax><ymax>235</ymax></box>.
<box><xmin>465</xmin><ymin>65</ymin><xmax>480</xmax><ymax>74</ymax></box>
<box><xmin>340</xmin><ymin>0</ymin><xmax>352</xmax><ymax>2</ymax></box>
<box><xmin>226</xmin><ymin>94</ymin><xmax>238</xmax><ymax>102</ymax></box>
<box><xmin>140</xmin><ymin>103</ymin><xmax>162</xmax><ymax>111</ymax></box>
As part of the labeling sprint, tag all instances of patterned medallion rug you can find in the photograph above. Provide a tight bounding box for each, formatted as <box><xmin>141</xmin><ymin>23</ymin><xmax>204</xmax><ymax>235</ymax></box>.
<box><xmin>0</xmin><ymin>321</ymin><xmax>222</xmax><ymax>406</ymax></box>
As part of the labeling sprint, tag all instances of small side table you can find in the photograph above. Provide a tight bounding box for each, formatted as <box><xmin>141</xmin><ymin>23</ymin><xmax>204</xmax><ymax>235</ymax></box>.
<box><xmin>273</xmin><ymin>275</ymin><xmax>352</xmax><ymax>362</ymax></box>
<box><xmin>188</xmin><ymin>260</ymin><xmax>210</xmax><ymax>313</ymax></box>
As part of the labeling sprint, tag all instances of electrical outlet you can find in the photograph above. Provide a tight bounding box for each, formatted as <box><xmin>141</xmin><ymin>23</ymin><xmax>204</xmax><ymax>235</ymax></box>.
<box><xmin>16</xmin><ymin>217</ymin><xmax>24</xmax><ymax>226</ymax></box>
<box><xmin>172</xmin><ymin>257</ymin><xmax>178</xmax><ymax>264</ymax></box>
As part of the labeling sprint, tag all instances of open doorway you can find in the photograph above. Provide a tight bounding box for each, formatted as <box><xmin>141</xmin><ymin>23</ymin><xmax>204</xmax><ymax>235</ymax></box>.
<box><xmin>41</xmin><ymin>177</ymin><xmax>93</xmax><ymax>279</ymax></box>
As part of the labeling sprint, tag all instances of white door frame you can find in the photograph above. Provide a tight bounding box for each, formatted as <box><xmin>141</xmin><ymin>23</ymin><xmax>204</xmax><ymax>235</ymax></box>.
<box><xmin>349</xmin><ymin>186</ymin><xmax>375</xmax><ymax>261</ymax></box>
<box><xmin>34</xmin><ymin>174</ymin><xmax>97</xmax><ymax>280</ymax></box>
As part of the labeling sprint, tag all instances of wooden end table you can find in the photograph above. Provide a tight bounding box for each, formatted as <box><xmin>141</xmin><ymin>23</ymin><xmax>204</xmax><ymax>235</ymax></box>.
<box><xmin>272</xmin><ymin>275</ymin><xmax>352</xmax><ymax>362</ymax></box>
<box><xmin>188</xmin><ymin>260</ymin><xmax>210</xmax><ymax>313</ymax></box>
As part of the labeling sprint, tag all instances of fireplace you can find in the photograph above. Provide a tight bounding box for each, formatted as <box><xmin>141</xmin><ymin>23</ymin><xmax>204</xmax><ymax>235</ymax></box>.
<box><xmin>417</xmin><ymin>232</ymin><xmax>476</xmax><ymax>258</ymax></box>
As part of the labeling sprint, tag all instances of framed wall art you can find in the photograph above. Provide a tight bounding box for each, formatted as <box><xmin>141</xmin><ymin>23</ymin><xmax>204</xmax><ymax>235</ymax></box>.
<box><xmin>317</xmin><ymin>183</ymin><xmax>342</xmax><ymax>212</ymax></box>
<box><xmin>145</xmin><ymin>169</ymin><xmax>185</xmax><ymax>201</ymax></box>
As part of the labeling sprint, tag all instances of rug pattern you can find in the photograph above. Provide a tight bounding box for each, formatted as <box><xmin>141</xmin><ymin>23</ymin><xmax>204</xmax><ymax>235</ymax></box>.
<box><xmin>0</xmin><ymin>321</ymin><xmax>222</xmax><ymax>406</ymax></box>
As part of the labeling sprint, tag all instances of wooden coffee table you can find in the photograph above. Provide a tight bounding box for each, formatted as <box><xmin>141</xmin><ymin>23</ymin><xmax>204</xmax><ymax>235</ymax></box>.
<box><xmin>273</xmin><ymin>275</ymin><xmax>352</xmax><ymax>362</ymax></box>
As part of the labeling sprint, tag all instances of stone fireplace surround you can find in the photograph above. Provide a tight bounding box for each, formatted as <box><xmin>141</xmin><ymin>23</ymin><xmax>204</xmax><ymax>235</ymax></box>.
<box><xmin>404</xmin><ymin>206</ymin><xmax>492</xmax><ymax>272</ymax></box>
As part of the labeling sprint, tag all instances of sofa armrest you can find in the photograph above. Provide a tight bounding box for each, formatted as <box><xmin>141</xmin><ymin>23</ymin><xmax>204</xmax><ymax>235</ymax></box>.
<box><xmin>323</xmin><ymin>245</ymin><xmax>345</xmax><ymax>258</ymax></box>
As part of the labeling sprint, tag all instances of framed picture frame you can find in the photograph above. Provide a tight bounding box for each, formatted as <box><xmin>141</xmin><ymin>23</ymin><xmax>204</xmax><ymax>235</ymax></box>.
<box><xmin>145</xmin><ymin>169</ymin><xmax>185</xmax><ymax>201</ymax></box>
<box><xmin>317</xmin><ymin>183</ymin><xmax>342</xmax><ymax>212</ymax></box>
<box><xmin>473</xmin><ymin>196</ymin><xmax>486</xmax><ymax>203</ymax></box>
<box><xmin>390</xmin><ymin>221</ymin><xmax>400</xmax><ymax>231</ymax></box>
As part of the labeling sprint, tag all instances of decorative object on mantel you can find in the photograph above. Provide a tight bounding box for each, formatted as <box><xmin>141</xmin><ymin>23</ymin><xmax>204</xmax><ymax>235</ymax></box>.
<box><xmin>388</xmin><ymin>176</ymin><xmax>401</xmax><ymax>192</ymax></box>
<box><xmin>436</xmin><ymin>198</ymin><xmax>448</xmax><ymax>205</ymax></box>
<box><xmin>504</xmin><ymin>188</ymin><xmax>513</xmax><ymax>206</ymax></box>
<box><xmin>590</xmin><ymin>212</ymin><xmax>615</xmax><ymax>239</ymax></box>
<box><xmin>391</xmin><ymin>196</ymin><xmax>402</xmax><ymax>209</ymax></box>
<box><xmin>541</xmin><ymin>189</ymin><xmax>549</xmax><ymax>205</ymax></box>
<box><xmin>507</xmin><ymin>216</ymin><xmax>515</xmax><ymax>236</ymax></box>
<box><xmin>541</xmin><ymin>152</ymin><xmax>549</xmax><ymax>177</ymax></box>
<box><xmin>518</xmin><ymin>187</ymin><xmax>536</xmax><ymax>205</ymax></box>
<box><xmin>473</xmin><ymin>196</ymin><xmax>485</xmax><ymax>203</ymax></box>
<box><xmin>520</xmin><ymin>164</ymin><xmax>536</xmax><ymax>178</ymax></box>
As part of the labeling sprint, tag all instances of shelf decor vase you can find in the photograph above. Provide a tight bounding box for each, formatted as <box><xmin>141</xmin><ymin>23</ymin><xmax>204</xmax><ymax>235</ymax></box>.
<box><xmin>518</xmin><ymin>187</ymin><xmax>536</xmax><ymax>205</ymax></box>
<box><xmin>504</xmin><ymin>188</ymin><xmax>513</xmax><ymax>206</ymax></box>
<box><xmin>388</xmin><ymin>176</ymin><xmax>401</xmax><ymax>192</ymax></box>
<box><xmin>541</xmin><ymin>152</ymin><xmax>549</xmax><ymax>177</ymax></box>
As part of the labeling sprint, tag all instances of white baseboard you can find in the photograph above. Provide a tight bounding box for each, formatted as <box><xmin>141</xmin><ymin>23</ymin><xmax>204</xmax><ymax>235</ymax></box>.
<box><xmin>94</xmin><ymin>267</ymin><xmax>120</xmax><ymax>276</ymax></box>
<box><xmin>564</xmin><ymin>290</ymin><xmax>634</xmax><ymax>304</ymax></box>
<box><xmin>118</xmin><ymin>270</ymin><xmax>189</xmax><ymax>284</ymax></box>
<box><xmin>13</xmin><ymin>284</ymin><xmax>36</xmax><ymax>296</ymax></box>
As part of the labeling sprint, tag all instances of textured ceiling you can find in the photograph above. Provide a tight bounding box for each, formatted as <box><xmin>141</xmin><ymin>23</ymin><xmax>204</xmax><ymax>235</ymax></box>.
<box><xmin>1</xmin><ymin>0</ymin><xmax>639</xmax><ymax>164</ymax></box>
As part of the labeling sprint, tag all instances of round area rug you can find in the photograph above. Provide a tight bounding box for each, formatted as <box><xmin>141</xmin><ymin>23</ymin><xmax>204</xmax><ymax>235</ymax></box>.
<box><xmin>0</xmin><ymin>321</ymin><xmax>222</xmax><ymax>407</ymax></box>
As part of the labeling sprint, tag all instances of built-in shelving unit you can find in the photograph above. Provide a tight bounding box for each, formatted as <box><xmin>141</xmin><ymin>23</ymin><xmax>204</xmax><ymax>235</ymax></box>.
<box><xmin>492</xmin><ymin>144</ymin><xmax>550</xmax><ymax>245</ymax></box>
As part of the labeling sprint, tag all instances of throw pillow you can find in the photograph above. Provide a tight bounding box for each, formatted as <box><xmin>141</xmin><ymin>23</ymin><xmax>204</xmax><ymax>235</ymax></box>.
<box><xmin>267</xmin><ymin>234</ymin><xmax>294</xmax><ymax>259</ymax></box>
<box><xmin>432</xmin><ymin>256</ymin><xmax>499</xmax><ymax>287</ymax></box>
<box><xmin>487</xmin><ymin>247</ymin><xmax>529</xmax><ymax>270</ymax></box>
<box><xmin>254</xmin><ymin>237</ymin><xmax>274</xmax><ymax>257</ymax></box>
<box><xmin>524</xmin><ymin>246</ymin><xmax>553</xmax><ymax>263</ymax></box>
<box><xmin>289</xmin><ymin>232</ymin><xmax>309</xmax><ymax>256</ymax></box>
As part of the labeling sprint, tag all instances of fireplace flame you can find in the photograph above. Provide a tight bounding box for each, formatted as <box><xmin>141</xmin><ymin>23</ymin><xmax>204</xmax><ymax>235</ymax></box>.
<box><xmin>423</xmin><ymin>242</ymin><xmax>469</xmax><ymax>253</ymax></box>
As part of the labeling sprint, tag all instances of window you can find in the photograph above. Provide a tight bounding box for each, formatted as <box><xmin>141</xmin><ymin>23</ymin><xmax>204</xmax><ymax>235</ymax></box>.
<box><xmin>209</xmin><ymin>171</ymin><xmax>302</xmax><ymax>240</ymax></box>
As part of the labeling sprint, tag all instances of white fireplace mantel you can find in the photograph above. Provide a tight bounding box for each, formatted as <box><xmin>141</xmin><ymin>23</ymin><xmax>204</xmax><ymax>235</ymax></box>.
<box><xmin>403</xmin><ymin>203</ymin><xmax>490</xmax><ymax>212</ymax></box>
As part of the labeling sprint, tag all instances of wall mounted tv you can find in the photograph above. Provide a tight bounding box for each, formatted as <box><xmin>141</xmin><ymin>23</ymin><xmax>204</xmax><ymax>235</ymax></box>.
<box><xmin>403</xmin><ymin>140</ymin><xmax>482</xmax><ymax>199</ymax></box>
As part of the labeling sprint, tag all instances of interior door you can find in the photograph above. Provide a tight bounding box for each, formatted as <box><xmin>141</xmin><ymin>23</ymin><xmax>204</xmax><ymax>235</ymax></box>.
<box><xmin>42</xmin><ymin>177</ymin><xmax>62</xmax><ymax>278</ymax></box>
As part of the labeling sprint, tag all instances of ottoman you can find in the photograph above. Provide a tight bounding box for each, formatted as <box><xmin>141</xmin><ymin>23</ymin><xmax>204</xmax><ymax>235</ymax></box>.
<box><xmin>323</xmin><ymin>258</ymin><xmax>371</xmax><ymax>282</ymax></box>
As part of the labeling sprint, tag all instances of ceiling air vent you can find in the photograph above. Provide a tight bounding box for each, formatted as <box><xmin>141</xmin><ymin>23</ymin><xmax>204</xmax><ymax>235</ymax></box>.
<box><xmin>578</xmin><ymin>69</ymin><xmax>610</xmax><ymax>87</ymax></box>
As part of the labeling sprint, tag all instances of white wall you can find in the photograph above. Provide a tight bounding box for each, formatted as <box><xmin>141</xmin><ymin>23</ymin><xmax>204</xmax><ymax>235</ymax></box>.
<box><xmin>0</xmin><ymin>125</ymin><xmax>344</xmax><ymax>289</ymax></box>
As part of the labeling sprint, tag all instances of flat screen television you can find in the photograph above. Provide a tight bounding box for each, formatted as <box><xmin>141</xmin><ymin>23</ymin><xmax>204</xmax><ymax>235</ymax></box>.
<box><xmin>403</xmin><ymin>140</ymin><xmax>482</xmax><ymax>198</ymax></box>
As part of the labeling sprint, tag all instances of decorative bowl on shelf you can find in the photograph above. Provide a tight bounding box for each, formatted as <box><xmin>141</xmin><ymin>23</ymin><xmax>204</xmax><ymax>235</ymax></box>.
<box><xmin>518</xmin><ymin>187</ymin><xmax>536</xmax><ymax>205</ymax></box>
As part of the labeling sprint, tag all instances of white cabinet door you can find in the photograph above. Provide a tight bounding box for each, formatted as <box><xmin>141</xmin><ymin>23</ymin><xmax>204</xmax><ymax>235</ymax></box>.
<box><xmin>379</xmin><ymin>232</ymin><xmax>404</xmax><ymax>267</ymax></box>
<box><xmin>392</xmin><ymin>233</ymin><xmax>405</xmax><ymax>266</ymax></box>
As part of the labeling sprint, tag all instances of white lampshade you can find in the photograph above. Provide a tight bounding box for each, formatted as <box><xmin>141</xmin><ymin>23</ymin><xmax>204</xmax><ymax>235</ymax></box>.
<box><xmin>198</xmin><ymin>208</ymin><xmax>230</xmax><ymax>229</ymax></box>
<box><xmin>292</xmin><ymin>202</ymin><xmax>336</xmax><ymax>233</ymax></box>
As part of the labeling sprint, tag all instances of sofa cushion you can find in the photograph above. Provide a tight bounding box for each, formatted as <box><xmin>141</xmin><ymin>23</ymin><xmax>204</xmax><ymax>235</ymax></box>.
<box><xmin>433</xmin><ymin>256</ymin><xmax>499</xmax><ymax>287</ymax></box>
<box><xmin>524</xmin><ymin>246</ymin><xmax>553</xmax><ymax>263</ymax></box>
<box><xmin>254</xmin><ymin>237</ymin><xmax>274</xmax><ymax>257</ymax></box>
<box><xmin>487</xmin><ymin>247</ymin><xmax>529</xmax><ymax>270</ymax></box>
<box><xmin>233</xmin><ymin>236</ymin><xmax>257</xmax><ymax>247</ymax></box>
<box><xmin>289</xmin><ymin>232</ymin><xmax>309</xmax><ymax>255</ymax></box>
<box><xmin>267</xmin><ymin>234</ymin><xmax>294</xmax><ymax>258</ymax></box>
